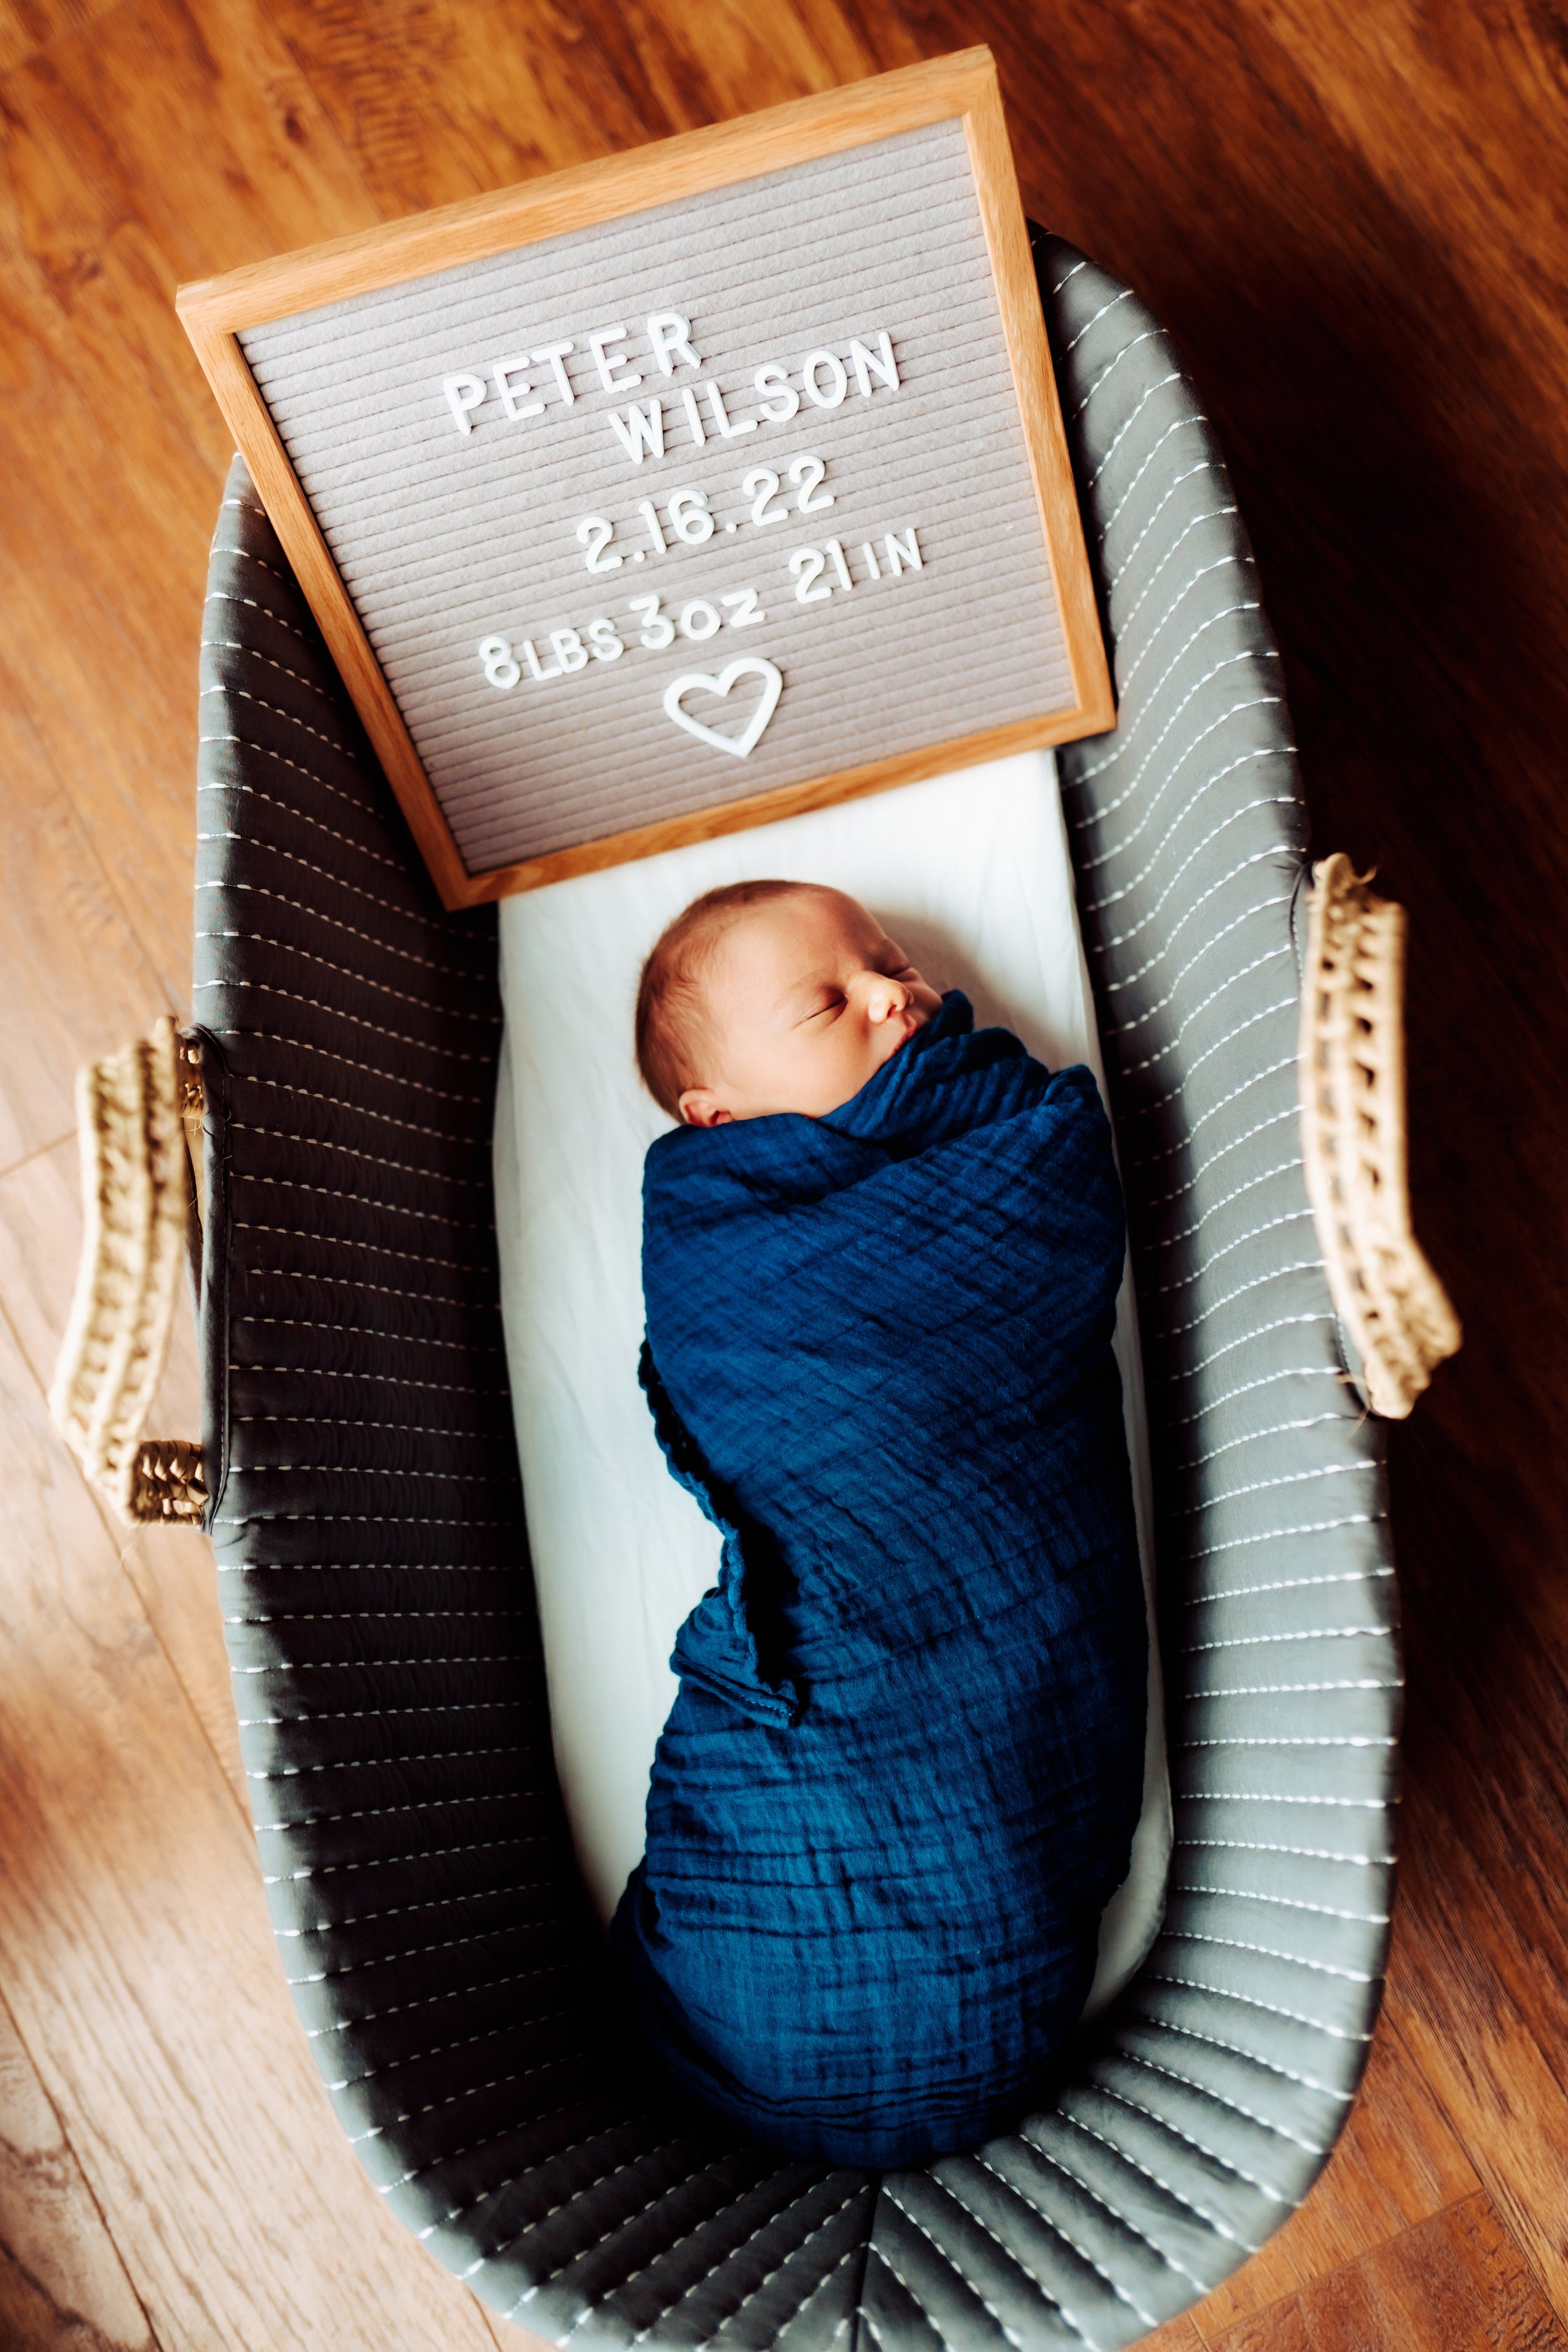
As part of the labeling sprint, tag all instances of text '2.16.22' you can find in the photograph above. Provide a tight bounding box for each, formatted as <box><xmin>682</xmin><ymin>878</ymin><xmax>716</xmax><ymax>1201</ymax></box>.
<box><xmin>576</xmin><ymin>452</ymin><xmax>839</xmax><ymax>573</ymax></box>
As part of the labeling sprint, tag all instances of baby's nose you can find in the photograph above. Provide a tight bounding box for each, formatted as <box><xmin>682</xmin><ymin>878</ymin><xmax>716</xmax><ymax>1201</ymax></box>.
<box><xmin>862</xmin><ymin>973</ymin><xmax>909</xmax><ymax>1022</ymax></box>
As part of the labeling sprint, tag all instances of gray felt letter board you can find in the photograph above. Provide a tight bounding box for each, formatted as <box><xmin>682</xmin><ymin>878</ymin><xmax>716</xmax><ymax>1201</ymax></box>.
<box><xmin>181</xmin><ymin>50</ymin><xmax>1112</xmax><ymax>907</ymax></box>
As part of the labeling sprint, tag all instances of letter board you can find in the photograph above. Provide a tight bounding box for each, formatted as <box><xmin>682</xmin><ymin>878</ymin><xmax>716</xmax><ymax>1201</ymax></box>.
<box><xmin>179</xmin><ymin>50</ymin><xmax>1113</xmax><ymax>908</ymax></box>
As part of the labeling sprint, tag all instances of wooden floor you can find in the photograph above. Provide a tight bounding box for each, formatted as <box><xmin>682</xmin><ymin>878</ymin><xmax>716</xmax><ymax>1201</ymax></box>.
<box><xmin>1</xmin><ymin>0</ymin><xmax>1564</xmax><ymax>2344</ymax></box>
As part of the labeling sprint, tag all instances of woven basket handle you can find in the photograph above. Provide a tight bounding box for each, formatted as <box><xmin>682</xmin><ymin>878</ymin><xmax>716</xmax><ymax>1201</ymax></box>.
<box><xmin>49</xmin><ymin>1017</ymin><xmax>208</xmax><ymax>1525</ymax></box>
<box><xmin>1300</xmin><ymin>854</ymin><xmax>1461</xmax><ymax>1417</ymax></box>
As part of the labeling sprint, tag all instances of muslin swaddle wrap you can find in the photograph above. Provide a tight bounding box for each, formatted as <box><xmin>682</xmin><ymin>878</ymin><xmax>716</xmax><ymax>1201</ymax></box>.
<box><xmin>612</xmin><ymin>993</ymin><xmax>1148</xmax><ymax>2165</ymax></box>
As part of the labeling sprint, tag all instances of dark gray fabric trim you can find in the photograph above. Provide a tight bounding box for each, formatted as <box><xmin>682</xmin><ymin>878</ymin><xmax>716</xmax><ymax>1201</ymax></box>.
<box><xmin>193</xmin><ymin>233</ymin><xmax>1397</xmax><ymax>2349</ymax></box>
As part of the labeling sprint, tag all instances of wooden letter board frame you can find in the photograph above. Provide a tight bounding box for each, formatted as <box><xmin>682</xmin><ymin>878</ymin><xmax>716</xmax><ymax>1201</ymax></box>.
<box><xmin>178</xmin><ymin>48</ymin><xmax>1113</xmax><ymax>910</ymax></box>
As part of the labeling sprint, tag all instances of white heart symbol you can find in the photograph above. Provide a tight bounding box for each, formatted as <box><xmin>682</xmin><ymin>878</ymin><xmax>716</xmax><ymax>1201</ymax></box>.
<box><xmin>662</xmin><ymin>657</ymin><xmax>783</xmax><ymax>759</ymax></box>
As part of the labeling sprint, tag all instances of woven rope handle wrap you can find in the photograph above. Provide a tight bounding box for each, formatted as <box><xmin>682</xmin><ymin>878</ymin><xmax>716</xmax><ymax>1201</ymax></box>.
<box><xmin>1300</xmin><ymin>854</ymin><xmax>1461</xmax><ymax>1417</ymax></box>
<box><xmin>48</xmin><ymin>1018</ymin><xmax>207</xmax><ymax>1524</ymax></box>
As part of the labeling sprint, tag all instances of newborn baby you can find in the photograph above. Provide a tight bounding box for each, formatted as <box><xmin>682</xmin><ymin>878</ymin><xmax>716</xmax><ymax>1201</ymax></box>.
<box><xmin>613</xmin><ymin>879</ymin><xmax>1148</xmax><ymax>2166</ymax></box>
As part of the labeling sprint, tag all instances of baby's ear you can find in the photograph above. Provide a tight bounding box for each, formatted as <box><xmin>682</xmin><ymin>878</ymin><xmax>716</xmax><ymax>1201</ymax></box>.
<box><xmin>678</xmin><ymin>1087</ymin><xmax>729</xmax><ymax>1128</ymax></box>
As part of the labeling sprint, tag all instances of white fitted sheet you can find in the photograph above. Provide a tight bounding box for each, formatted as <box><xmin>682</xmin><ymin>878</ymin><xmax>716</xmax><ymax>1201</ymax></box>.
<box><xmin>494</xmin><ymin>750</ymin><xmax>1172</xmax><ymax>2018</ymax></box>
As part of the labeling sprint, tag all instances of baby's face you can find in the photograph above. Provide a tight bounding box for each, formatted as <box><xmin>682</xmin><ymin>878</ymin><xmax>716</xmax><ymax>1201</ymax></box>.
<box><xmin>678</xmin><ymin>888</ymin><xmax>943</xmax><ymax>1126</ymax></box>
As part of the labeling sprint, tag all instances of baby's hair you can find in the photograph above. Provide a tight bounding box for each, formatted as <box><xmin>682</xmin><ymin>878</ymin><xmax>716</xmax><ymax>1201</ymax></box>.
<box><xmin>636</xmin><ymin>879</ymin><xmax>822</xmax><ymax>1118</ymax></box>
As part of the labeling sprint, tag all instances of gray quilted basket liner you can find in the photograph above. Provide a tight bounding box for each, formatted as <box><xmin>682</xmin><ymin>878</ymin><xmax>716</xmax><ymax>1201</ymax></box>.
<box><xmin>191</xmin><ymin>235</ymin><xmax>1396</xmax><ymax>2351</ymax></box>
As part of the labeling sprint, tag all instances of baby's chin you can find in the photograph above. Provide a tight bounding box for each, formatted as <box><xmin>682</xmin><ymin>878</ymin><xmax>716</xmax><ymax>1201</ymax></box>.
<box><xmin>857</xmin><ymin>1005</ymin><xmax>927</xmax><ymax>1086</ymax></box>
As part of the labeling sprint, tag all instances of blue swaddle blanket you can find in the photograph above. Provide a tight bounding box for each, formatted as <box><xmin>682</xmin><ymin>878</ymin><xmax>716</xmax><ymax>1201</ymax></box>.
<box><xmin>611</xmin><ymin>993</ymin><xmax>1148</xmax><ymax>2166</ymax></box>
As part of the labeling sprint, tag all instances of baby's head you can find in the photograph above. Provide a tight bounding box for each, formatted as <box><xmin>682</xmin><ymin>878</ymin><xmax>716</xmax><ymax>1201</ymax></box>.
<box><xmin>636</xmin><ymin>881</ymin><xmax>942</xmax><ymax>1126</ymax></box>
